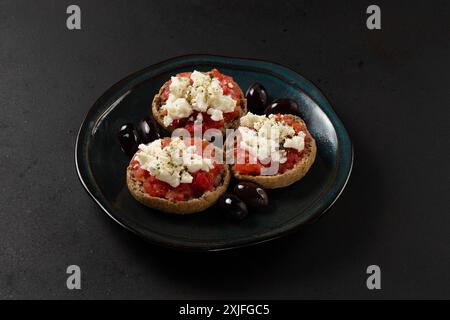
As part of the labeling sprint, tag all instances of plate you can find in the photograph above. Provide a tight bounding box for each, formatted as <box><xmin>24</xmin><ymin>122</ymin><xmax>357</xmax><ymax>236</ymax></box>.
<box><xmin>75</xmin><ymin>54</ymin><xmax>353</xmax><ymax>251</ymax></box>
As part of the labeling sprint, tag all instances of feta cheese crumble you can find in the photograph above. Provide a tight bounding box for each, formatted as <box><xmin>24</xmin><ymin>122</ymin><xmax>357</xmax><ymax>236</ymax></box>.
<box><xmin>161</xmin><ymin>71</ymin><xmax>237</xmax><ymax>126</ymax></box>
<box><xmin>237</xmin><ymin>112</ymin><xmax>306</xmax><ymax>164</ymax></box>
<box><xmin>134</xmin><ymin>138</ymin><xmax>214</xmax><ymax>188</ymax></box>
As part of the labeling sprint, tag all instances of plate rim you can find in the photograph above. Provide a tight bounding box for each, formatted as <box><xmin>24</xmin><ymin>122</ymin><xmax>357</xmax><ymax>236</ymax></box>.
<box><xmin>75</xmin><ymin>54</ymin><xmax>354</xmax><ymax>252</ymax></box>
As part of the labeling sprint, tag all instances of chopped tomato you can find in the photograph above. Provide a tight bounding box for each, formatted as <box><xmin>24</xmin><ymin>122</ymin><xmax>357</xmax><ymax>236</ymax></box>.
<box><xmin>171</xmin><ymin>118</ymin><xmax>187</xmax><ymax>129</ymax></box>
<box><xmin>183</xmin><ymin>112</ymin><xmax>225</xmax><ymax>132</ymax></box>
<box><xmin>234</xmin><ymin>148</ymin><xmax>304</xmax><ymax>175</ymax></box>
<box><xmin>210</xmin><ymin>163</ymin><xmax>222</xmax><ymax>175</ymax></box>
<box><xmin>161</xmin><ymin>80</ymin><xmax>171</xmax><ymax>101</ymax></box>
<box><xmin>162</xmin><ymin>88</ymin><xmax>170</xmax><ymax>100</ymax></box>
<box><xmin>143</xmin><ymin>177</ymin><xmax>168</xmax><ymax>198</ymax></box>
<box><xmin>184</xmin><ymin>122</ymin><xmax>195</xmax><ymax>134</ymax></box>
<box><xmin>233</xmin><ymin>114</ymin><xmax>310</xmax><ymax>175</ymax></box>
<box><xmin>202</xmin><ymin>112</ymin><xmax>224</xmax><ymax>130</ymax></box>
<box><xmin>130</xmin><ymin>160</ymin><xmax>139</xmax><ymax>167</ymax></box>
<box><xmin>192</xmin><ymin>171</ymin><xmax>214</xmax><ymax>194</ymax></box>
<box><xmin>223</xmin><ymin>105</ymin><xmax>240</xmax><ymax>122</ymax></box>
<box><xmin>163</xmin><ymin>69</ymin><xmax>241</xmax><ymax>132</ymax></box>
<box><xmin>235</xmin><ymin>163</ymin><xmax>260</xmax><ymax>175</ymax></box>
<box><xmin>136</xmin><ymin>167</ymin><xmax>219</xmax><ymax>200</ymax></box>
<box><xmin>176</xmin><ymin>72</ymin><xmax>192</xmax><ymax>78</ymax></box>
<box><xmin>162</xmin><ymin>137</ymin><xmax>171</xmax><ymax>148</ymax></box>
<box><xmin>278</xmin><ymin>150</ymin><xmax>299</xmax><ymax>173</ymax></box>
<box><xmin>175</xmin><ymin>72</ymin><xmax>193</xmax><ymax>85</ymax></box>
<box><xmin>275</xmin><ymin>114</ymin><xmax>306</xmax><ymax>134</ymax></box>
<box><xmin>134</xmin><ymin>168</ymin><xmax>149</xmax><ymax>180</ymax></box>
<box><xmin>210</xmin><ymin>69</ymin><xmax>222</xmax><ymax>79</ymax></box>
<box><xmin>131</xmin><ymin>139</ymin><xmax>221</xmax><ymax>200</ymax></box>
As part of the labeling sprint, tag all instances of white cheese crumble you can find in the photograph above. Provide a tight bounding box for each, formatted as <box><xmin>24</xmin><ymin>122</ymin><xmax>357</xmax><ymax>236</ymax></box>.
<box><xmin>134</xmin><ymin>138</ymin><xmax>214</xmax><ymax>188</ymax></box>
<box><xmin>283</xmin><ymin>133</ymin><xmax>306</xmax><ymax>151</ymax></box>
<box><xmin>161</xmin><ymin>70</ymin><xmax>237</xmax><ymax>126</ymax></box>
<box><xmin>162</xmin><ymin>97</ymin><xmax>193</xmax><ymax>127</ymax></box>
<box><xmin>237</xmin><ymin>112</ymin><xmax>306</xmax><ymax>164</ymax></box>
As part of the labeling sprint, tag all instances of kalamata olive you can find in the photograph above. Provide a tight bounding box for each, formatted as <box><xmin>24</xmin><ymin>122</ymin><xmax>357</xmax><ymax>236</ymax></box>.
<box><xmin>137</xmin><ymin>116</ymin><xmax>160</xmax><ymax>144</ymax></box>
<box><xmin>118</xmin><ymin>123</ymin><xmax>139</xmax><ymax>157</ymax></box>
<box><xmin>264</xmin><ymin>98</ymin><xmax>301</xmax><ymax>116</ymax></box>
<box><xmin>245</xmin><ymin>83</ymin><xmax>268</xmax><ymax>114</ymax></box>
<box><xmin>218</xmin><ymin>194</ymin><xmax>249</xmax><ymax>221</ymax></box>
<box><xmin>234</xmin><ymin>181</ymin><xmax>268</xmax><ymax>208</ymax></box>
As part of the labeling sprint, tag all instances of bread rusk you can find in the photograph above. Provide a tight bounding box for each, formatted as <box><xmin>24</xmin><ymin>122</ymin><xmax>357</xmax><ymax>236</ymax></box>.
<box><xmin>232</xmin><ymin>114</ymin><xmax>317</xmax><ymax>189</ymax></box>
<box><xmin>126</xmin><ymin>138</ymin><xmax>230</xmax><ymax>214</ymax></box>
<box><xmin>127</xmin><ymin>165</ymin><xmax>230</xmax><ymax>214</ymax></box>
<box><xmin>151</xmin><ymin>70</ymin><xmax>247</xmax><ymax>134</ymax></box>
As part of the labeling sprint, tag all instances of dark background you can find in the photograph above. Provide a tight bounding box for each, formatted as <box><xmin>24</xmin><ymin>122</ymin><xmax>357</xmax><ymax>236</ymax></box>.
<box><xmin>0</xmin><ymin>0</ymin><xmax>449</xmax><ymax>299</ymax></box>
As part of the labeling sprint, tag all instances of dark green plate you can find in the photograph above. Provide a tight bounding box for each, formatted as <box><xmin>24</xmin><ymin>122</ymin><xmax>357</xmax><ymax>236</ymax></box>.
<box><xmin>75</xmin><ymin>54</ymin><xmax>353</xmax><ymax>251</ymax></box>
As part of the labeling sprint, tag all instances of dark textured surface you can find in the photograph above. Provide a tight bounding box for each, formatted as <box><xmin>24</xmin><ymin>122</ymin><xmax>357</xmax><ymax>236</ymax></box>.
<box><xmin>0</xmin><ymin>0</ymin><xmax>449</xmax><ymax>299</ymax></box>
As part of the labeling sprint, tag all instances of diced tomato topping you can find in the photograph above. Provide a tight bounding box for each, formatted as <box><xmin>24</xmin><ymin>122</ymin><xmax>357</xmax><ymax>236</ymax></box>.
<box><xmin>235</xmin><ymin>163</ymin><xmax>261</xmax><ymax>175</ymax></box>
<box><xmin>131</xmin><ymin>138</ymin><xmax>222</xmax><ymax>200</ymax></box>
<box><xmin>234</xmin><ymin>149</ymin><xmax>303</xmax><ymax>175</ymax></box>
<box><xmin>184</xmin><ymin>122</ymin><xmax>195</xmax><ymax>134</ymax></box>
<box><xmin>181</xmin><ymin>112</ymin><xmax>225</xmax><ymax>133</ymax></box>
<box><xmin>275</xmin><ymin>114</ymin><xmax>306</xmax><ymax>134</ymax></box>
<box><xmin>163</xmin><ymin>69</ymin><xmax>241</xmax><ymax>132</ymax></box>
<box><xmin>135</xmin><ymin>163</ymin><xmax>221</xmax><ymax>200</ymax></box>
<box><xmin>287</xmin><ymin>150</ymin><xmax>300</xmax><ymax>163</ymax></box>
<box><xmin>192</xmin><ymin>171</ymin><xmax>215</xmax><ymax>195</ymax></box>
<box><xmin>223</xmin><ymin>105</ymin><xmax>241</xmax><ymax>122</ymax></box>
<box><xmin>162</xmin><ymin>137</ymin><xmax>171</xmax><ymax>148</ymax></box>
<box><xmin>210</xmin><ymin>69</ymin><xmax>222</xmax><ymax>79</ymax></box>
<box><xmin>134</xmin><ymin>167</ymin><xmax>149</xmax><ymax>180</ymax></box>
<box><xmin>130</xmin><ymin>160</ymin><xmax>139</xmax><ymax>167</ymax></box>
<box><xmin>162</xmin><ymin>88</ymin><xmax>170</xmax><ymax>100</ymax></box>
<box><xmin>202</xmin><ymin>112</ymin><xmax>224</xmax><ymax>130</ymax></box>
<box><xmin>210</xmin><ymin>163</ymin><xmax>222</xmax><ymax>175</ymax></box>
<box><xmin>143</xmin><ymin>177</ymin><xmax>168</xmax><ymax>198</ymax></box>
<box><xmin>176</xmin><ymin>72</ymin><xmax>192</xmax><ymax>78</ymax></box>
<box><xmin>279</xmin><ymin>150</ymin><xmax>303</xmax><ymax>173</ymax></box>
<box><xmin>233</xmin><ymin>115</ymin><xmax>311</xmax><ymax>176</ymax></box>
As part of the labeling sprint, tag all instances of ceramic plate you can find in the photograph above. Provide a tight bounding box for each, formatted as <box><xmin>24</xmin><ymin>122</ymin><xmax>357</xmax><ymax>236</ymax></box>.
<box><xmin>75</xmin><ymin>54</ymin><xmax>353</xmax><ymax>251</ymax></box>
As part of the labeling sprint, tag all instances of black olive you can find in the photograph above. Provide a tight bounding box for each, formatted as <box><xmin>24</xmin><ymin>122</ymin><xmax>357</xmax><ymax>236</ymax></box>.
<box><xmin>218</xmin><ymin>194</ymin><xmax>249</xmax><ymax>221</ymax></box>
<box><xmin>137</xmin><ymin>116</ymin><xmax>160</xmax><ymax>144</ymax></box>
<box><xmin>265</xmin><ymin>98</ymin><xmax>301</xmax><ymax>117</ymax></box>
<box><xmin>234</xmin><ymin>181</ymin><xmax>268</xmax><ymax>208</ymax></box>
<box><xmin>245</xmin><ymin>83</ymin><xmax>268</xmax><ymax>114</ymax></box>
<box><xmin>117</xmin><ymin>123</ymin><xmax>139</xmax><ymax>157</ymax></box>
